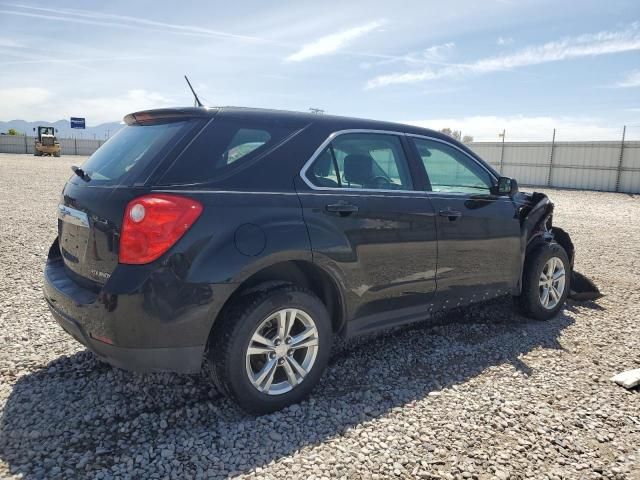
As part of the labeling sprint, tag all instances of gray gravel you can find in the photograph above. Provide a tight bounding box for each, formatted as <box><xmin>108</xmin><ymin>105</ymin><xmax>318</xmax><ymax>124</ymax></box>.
<box><xmin>0</xmin><ymin>153</ymin><xmax>638</xmax><ymax>480</ymax></box>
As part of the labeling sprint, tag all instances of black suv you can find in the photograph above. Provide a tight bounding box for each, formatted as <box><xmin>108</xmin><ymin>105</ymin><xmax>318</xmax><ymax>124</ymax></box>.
<box><xmin>44</xmin><ymin>107</ymin><xmax>573</xmax><ymax>413</ymax></box>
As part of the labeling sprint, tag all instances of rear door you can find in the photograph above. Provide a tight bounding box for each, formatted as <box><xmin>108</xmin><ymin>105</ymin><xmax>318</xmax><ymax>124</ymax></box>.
<box><xmin>408</xmin><ymin>135</ymin><xmax>521</xmax><ymax>308</ymax></box>
<box><xmin>296</xmin><ymin>131</ymin><xmax>438</xmax><ymax>333</ymax></box>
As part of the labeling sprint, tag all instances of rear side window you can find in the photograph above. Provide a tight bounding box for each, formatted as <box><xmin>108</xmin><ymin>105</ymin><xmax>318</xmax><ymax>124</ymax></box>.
<box><xmin>305</xmin><ymin>132</ymin><xmax>413</xmax><ymax>190</ymax></box>
<box><xmin>76</xmin><ymin>120</ymin><xmax>198</xmax><ymax>186</ymax></box>
<box><xmin>160</xmin><ymin>119</ymin><xmax>297</xmax><ymax>184</ymax></box>
<box><xmin>225</xmin><ymin>129</ymin><xmax>271</xmax><ymax>164</ymax></box>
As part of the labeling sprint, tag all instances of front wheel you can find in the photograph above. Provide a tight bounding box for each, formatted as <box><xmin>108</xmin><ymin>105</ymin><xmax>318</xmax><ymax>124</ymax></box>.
<box><xmin>518</xmin><ymin>243</ymin><xmax>570</xmax><ymax>320</ymax></box>
<box><xmin>208</xmin><ymin>285</ymin><xmax>332</xmax><ymax>414</ymax></box>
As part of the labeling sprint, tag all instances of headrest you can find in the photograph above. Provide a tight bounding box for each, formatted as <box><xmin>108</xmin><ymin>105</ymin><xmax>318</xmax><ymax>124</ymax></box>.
<box><xmin>343</xmin><ymin>154</ymin><xmax>373</xmax><ymax>186</ymax></box>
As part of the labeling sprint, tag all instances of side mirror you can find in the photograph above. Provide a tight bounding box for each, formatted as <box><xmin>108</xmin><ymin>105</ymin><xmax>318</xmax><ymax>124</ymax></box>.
<box><xmin>493</xmin><ymin>176</ymin><xmax>518</xmax><ymax>196</ymax></box>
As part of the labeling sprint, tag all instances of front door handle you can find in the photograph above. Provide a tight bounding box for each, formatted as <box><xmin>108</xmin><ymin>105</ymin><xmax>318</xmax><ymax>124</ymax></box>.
<box><xmin>439</xmin><ymin>208</ymin><xmax>462</xmax><ymax>221</ymax></box>
<box><xmin>326</xmin><ymin>202</ymin><xmax>359</xmax><ymax>216</ymax></box>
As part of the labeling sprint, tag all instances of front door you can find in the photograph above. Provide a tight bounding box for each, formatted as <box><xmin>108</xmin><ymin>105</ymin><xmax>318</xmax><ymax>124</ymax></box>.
<box><xmin>408</xmin><ymin>136</ymin><xmax>522</xmax><ymax>309</ymax></box>
<box><xmin>296</xmin><ymin>131</ymin><xmax>438</xmax><ymax>335</ymax></box>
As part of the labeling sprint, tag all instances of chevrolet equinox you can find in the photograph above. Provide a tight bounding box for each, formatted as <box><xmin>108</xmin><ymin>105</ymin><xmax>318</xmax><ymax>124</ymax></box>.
<box><xmin>44</xmin><ymin>107</ymin><xmax>574</xmax><ymax>413</ymax></box>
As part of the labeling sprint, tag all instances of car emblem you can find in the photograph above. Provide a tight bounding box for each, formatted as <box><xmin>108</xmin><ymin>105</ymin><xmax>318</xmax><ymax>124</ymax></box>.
<box><xmin>90</xmin><ymin>269</ymin><xmax>111</xmax><ymax>280</ymax></box>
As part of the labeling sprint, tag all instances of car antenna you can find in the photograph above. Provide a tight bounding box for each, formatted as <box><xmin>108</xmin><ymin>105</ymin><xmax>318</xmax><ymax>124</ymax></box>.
<box><xmin>184</xmin><ymin>75</ymin><xmax>203</xmax><ymax>107</ymax></box>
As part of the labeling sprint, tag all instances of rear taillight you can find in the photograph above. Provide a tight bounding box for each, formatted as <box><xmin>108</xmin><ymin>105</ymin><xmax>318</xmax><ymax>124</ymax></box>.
<box><xmin>119</xmin><ymin>194</ymin><xmax>203</xmax><ymax>265</ymax></box>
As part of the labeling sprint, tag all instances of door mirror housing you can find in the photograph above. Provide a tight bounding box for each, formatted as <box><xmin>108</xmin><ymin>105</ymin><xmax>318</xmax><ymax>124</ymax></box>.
<box><xmin>492</xmin><ymin>176</ymin><xmax>518</xmax><ymax>196</ymax></box>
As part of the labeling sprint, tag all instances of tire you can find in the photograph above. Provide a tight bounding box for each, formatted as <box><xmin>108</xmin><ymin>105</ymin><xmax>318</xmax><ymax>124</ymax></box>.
<box><xmin>518</xmin><ymin>242</ymin><xmax>570</xmax><ymax>320</ymax></box>
<box><xmin>208</xmin><ymin>284</ymin><xmax>332</xmax><ymax>414</ymax></box>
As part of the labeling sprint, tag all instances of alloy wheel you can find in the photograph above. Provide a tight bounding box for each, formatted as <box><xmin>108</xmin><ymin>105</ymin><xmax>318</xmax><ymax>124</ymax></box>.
<box><xmin>539</xmin><ymin>256</ymin><xmax>566</xmax><ymax>310</ymax></box>
<box><xmin>245</xmin><ymin>308</ymin><xmax>319</xmax><ymax>395</ymax></box>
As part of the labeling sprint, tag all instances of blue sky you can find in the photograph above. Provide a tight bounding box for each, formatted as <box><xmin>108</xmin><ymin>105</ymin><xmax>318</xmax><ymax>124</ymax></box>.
<box><xmin>1</xmin><ymin>0</ymin><xmax>639</xmax><ymax>140</ymax></box>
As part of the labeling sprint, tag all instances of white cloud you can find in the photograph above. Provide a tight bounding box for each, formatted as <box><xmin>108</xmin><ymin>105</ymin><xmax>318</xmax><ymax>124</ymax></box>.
<box><xmin>0</xmin><ymin>88</ymin><xmax>175</xmax><ymax>124</ymax></box>
<box><xmin>420</xmin><ymin>42</ymin><xmax>456</xmax><ymax>61</ymax></box>
<box><xmin>497</xmin><ymin>36</ymin><xmax>513</xmax><ymax>46</ymax></box>
<box><xmin>3</xmin><ymin>4</ymin><xmax>265</xmax><ymax>42</ymax></box>
<box><xmin>396</xmin><ymin>43</ymin><xmax>456</xmax><ymax>65</ymax></box>
<box><xmin>615</xmin><ymin>70</ymin><xmax>640</xmax><ymax>88</ymax></box>
<box><xmin>358</xmin><ymin>42</ymin><xmax>455</xmax><ymax>70</ymax></box>
<box><xmin>0</xmin><ymin>88</ymin><xmax>52</xmax><ymax>118</ymax></box>
<box><xmin>367</xmin><ymin>23</ymin><xmax>640</xmax><ymax>88</ymax></box>
<box><xmin>0</xmin><ymin>37</ymin><xmax>23</xmax><ymax>48</ymax></box>
<box><xmin>402</xmin><ymin>115</ymin><xmax>624</xmax><ymax>141</ymax></box>
<box><xmin>286</xmin><ymin>20</ymin><xmax>385</xmax><ymax>62</ymax></box>
<box><xmin>71</xmin><ymin>90</ymin><xmax>176</xmax><ymax>124</ymax></box>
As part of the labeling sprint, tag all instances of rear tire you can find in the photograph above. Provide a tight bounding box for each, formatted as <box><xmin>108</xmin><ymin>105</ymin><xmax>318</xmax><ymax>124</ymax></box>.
<box><xmin>518</xmin><ymin>242</ymin><xmax>570</xmax><ymax>320</ymax></box>
<box><xmin>208</xmin><ymin>284</ymin><xmax>332</xmax><ymax>414</ymax></box>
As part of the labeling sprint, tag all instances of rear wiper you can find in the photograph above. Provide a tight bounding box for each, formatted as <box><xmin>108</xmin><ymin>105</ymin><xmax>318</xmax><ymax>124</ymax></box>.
<box><xmin>71</xmin><ymin>165</ymin><xmax>91</xmax><ymax>182</ymax></box>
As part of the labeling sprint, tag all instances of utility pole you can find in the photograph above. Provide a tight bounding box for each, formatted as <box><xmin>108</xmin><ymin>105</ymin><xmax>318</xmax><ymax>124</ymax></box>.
<box><xmin>498</xmin><ymin>129</ymin><xmax>506</xmax><ymax>174</ymax></box>
<box><xmin>615</xmin><ymin>125</ymin><xmax>626</xmax><ymax>193</ymax></box>
<box><xmin>546</xmin><ymin>128</ymin><xmax>556</xmax><ymax>187</ymax></box>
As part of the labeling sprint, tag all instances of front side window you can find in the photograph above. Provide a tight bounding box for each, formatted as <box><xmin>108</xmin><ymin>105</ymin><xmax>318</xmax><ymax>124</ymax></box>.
<box><xmin>412</xmin><ymin>138</ymin><xmax>493</xmax><ymax>194</ymax></box>
<box><xmin>306</xmin><ymin>133</ymin><xmax>413</xmax><ymax>190</ymax></box>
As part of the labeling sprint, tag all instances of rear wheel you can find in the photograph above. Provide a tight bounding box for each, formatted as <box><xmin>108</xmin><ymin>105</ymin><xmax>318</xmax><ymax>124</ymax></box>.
<box><xmin>208</xmin><ymin>284</ymin><xmax>332</xmax><ymax>414</ymax></box>
<box><xmin>518</xmin><ymin>243</ymin><xmax>570</xmax><ymax>320</ymax></box>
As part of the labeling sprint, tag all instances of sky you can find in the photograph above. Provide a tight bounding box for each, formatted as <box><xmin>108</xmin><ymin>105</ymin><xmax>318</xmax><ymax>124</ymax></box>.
<box><xmin>1</xmin><ymin>0</ymin><xmax>640</xmax><ymax>140</ymax></box>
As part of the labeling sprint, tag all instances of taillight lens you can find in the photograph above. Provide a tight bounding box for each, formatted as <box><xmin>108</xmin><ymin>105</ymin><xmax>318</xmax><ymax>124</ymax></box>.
<box><xmin>119</xmin><ymin>194</ymin><xmax>203</xmax><ymax>265</ymax></box>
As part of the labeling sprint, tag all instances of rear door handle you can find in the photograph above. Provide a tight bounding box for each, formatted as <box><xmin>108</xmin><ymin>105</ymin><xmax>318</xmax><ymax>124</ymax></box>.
<box><xmin>439</xmin><ymin>208</ymin><xmax>462</xmax><ymax>220</ymax></box>
<box><xmin>326</xmin><ymin>202</ymin><xmax>359</xmax><ymax>216</ymax></box>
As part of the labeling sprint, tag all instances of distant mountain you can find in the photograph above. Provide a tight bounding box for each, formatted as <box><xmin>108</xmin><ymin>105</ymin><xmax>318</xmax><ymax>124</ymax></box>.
<box><xmin>0</xmin><ymin>119</ymin><xmax>124</xmax><ymax>140</ymax></box>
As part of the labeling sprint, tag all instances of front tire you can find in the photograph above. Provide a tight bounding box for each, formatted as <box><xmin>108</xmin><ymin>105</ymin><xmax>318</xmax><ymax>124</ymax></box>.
<box><xmin>208</xmin><ymin>285</ymin><xmax>332</xmax><ymax>414</ymax></box>
<box><xmin>518</xmin><ymin>243</ymin><xmax>570</xmax><ymax>320</ymax></box>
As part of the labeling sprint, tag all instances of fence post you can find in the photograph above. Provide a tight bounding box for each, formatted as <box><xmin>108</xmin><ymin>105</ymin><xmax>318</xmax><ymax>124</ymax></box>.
<box><xmin>614</xmin><ymin>126</ymin><xmax>626</xmax><ymax>193</ymax></box>
<box><xmin>74</xmin><ymin>137</ymin><xmax>78</xmax><ymax>156</ymax></box>
<box><xmin>546</xmin><ymin>128</ymin><xmax>556</xmax><ymax>187</ymax></box>
<box><xmin>499</xmin><ymin>129</ymin><xmax>506</xmax><ymax>174</ymax></box>
<box><xmin>24</xmin><ymin>134</ymin><xmax>28</xmax><ymax>154</ymax></box>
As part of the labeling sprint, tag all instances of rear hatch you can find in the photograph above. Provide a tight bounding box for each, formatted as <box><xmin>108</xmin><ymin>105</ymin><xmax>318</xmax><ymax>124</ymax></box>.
<box><xmin>58</xmin><ymin>110</ymin><xmax>209</xmax><ymax>285</ymax></box>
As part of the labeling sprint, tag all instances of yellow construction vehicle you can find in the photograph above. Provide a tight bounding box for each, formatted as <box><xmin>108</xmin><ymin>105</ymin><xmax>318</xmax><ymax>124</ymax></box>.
<box><xmin>34</xmin><ymin>126</ymin><xmax>61</xmax><ymax>157</ymax></box>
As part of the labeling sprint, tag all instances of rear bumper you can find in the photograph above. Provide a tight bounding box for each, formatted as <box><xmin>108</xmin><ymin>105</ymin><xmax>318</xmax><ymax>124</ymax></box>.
<box><xmin>43</xmin><ymin>239</ymin><xmax>236</xmax><ymax>374</ymax></box>
<box><xmin>48</xmin><ymin>301</ymin><xmax>203</xmax><ymax>373</ymax></box>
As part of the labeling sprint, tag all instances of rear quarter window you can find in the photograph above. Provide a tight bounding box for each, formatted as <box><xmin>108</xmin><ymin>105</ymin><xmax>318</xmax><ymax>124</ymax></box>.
<box><xmin>159</xmin><ymin>118</ymin><xmax>299</xmax><ymax>185</ymax></box>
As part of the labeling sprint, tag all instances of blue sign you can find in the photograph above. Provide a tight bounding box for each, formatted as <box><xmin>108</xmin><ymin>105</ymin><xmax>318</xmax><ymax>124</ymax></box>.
<box><xmin>70</xmin><ymin>117</ymin><xmax>85</xmax><ymax>129</ymax></box>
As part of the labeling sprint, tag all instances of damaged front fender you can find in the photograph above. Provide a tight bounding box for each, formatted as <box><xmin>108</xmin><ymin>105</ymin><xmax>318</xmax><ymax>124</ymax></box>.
<box><xmin>515</xmin><ymin>191</ymin><xmax>601</xmax><ymax>301</ymax></box>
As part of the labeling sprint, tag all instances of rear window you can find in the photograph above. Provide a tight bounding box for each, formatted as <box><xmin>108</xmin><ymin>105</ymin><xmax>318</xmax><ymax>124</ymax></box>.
<box><xmin>74</xmin><ymin>120</ymin><xmax>200</xmax><ymax>186</ymax></box>
<box><xmin>159</xmin><ymin>118</ymin><xmax>298</xmax><ymax>185</ymax></box>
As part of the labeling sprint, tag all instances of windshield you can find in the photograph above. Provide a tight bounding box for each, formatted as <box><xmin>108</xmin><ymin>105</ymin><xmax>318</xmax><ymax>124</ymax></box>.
<box><xmin>75</xmin><ymin>120</ymin><xmax>199</xmax><ymax>186</ymax></box>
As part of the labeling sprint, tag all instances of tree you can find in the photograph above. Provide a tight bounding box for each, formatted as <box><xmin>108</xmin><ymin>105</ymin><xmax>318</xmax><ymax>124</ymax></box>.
<box><xmin>439</xmin><ymin>128</ymin><xmax>462</xmax><ymax>141</ymax></box>
<box><xmin>7</xmin><ymin>128</ymin><xmax>18</xmax><ymax>136</ymax></box>
<box><xmin>462</xmin><ymin>135</ymin><xmax>474</xmax><ymax>144</ymax></box>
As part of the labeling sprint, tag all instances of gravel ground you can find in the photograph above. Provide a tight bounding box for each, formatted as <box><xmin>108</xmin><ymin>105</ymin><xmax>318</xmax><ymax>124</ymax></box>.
<box><xmin>0</xmin><ymin>152</ymin><xmax>638</xmax><ymax>480</ymax></box>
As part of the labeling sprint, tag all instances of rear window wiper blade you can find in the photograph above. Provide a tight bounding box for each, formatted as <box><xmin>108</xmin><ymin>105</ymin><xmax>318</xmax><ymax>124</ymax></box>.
<box><xmin>71</xmin><ymin>165</ymin><xmax>91</xmax><ymax>182</ymax></box>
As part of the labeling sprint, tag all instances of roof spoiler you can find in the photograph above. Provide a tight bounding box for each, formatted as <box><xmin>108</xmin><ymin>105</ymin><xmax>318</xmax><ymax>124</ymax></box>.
<box><xmin>123</xmin><ymin>107</ymin><xmax>216</xmax><ymax>126</ymax></box>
